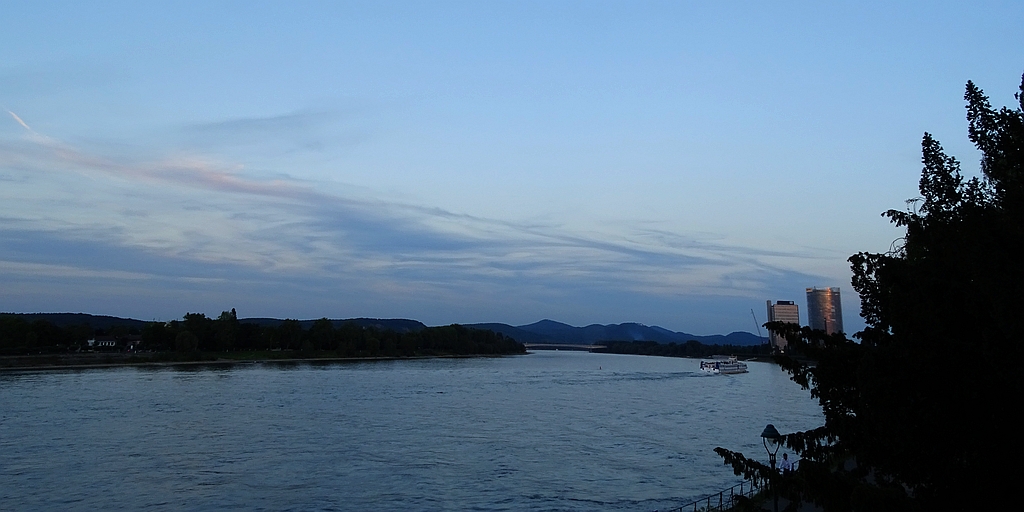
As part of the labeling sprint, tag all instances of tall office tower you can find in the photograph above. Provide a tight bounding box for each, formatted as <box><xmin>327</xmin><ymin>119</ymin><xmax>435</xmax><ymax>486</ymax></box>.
<box><xmin>806</xmin><ymin>287</ymin><xmax>844</xmax><ymax>335</ymax></box>
<box><xmin>766</xmin><ymin>300</ymin><xmax>800</xmax><ymax>351</ymax></box>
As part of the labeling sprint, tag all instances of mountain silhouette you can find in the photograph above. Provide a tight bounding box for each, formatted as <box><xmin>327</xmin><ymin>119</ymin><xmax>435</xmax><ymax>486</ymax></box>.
<box><xmin>6</xmin><ymin>313</ymin><xmax>762</xmax><ymax>345</ymax></box>
<box><xmin>466</xmin><ymin>319</ymin><xmax>763</xmax><ymax>346</ymax></box>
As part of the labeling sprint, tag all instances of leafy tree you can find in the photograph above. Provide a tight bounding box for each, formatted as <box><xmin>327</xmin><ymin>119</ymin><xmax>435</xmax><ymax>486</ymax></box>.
<box><xmin>175</xmin><ymin>330</ymin><xmax>199</xmax><ymax>353</ymax></box>
<box><xmin>183</xmin><ymin>313</ymin><xmax>215</xmax><ymax>350</ymax></box>
<box><xmin>237</xmin><ymin>321</ymin><xmax>261</xmax><ymax>350</ymax></box>
<box><xmin>66</xmin><ymin>323</ymin><xmax>93</xmax><ymax>350</ymax></box>
<box><xmin>215</xmin><ymin>309</ymin><xmax>239</xmax><ymax>351</ymax></box>
<box><xmin>309</xmin><ymin>318</ymin><xmax>336</xmax><ymax>351</ymax></box>
<box><xmin>142</xmin><ymin>321</ymin><xmax>174</xmax><ymax>351</ymax></box>
<box><xmin>0</xmin><ymin>316</ymin><xmax>93</xmax><ymax>353</ymax></box>
<box><xmin>1</xmin><ymin>310</ymin><xmax>525</xmax><ymax>361</ymax></box>
<box><xmin>718</xmin><ymin>73</ymin><xmax>1024</xmax><ymax>511</ymax></box>
<box><xmin>275</xmin><ymin>319</ymin><xmax>304</xmax><ymax>351</ymax></box>
<box><xmin>107</xmin><ymin>325</ymin><xmax>130</xmax><ymax>338</ymax></box>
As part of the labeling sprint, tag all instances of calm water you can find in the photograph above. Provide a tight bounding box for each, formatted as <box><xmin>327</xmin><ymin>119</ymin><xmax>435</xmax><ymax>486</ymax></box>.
<box><xmin>0</xmin><ymin>351</ymin><xmax>821</xmax><ymax>511</ymax></box>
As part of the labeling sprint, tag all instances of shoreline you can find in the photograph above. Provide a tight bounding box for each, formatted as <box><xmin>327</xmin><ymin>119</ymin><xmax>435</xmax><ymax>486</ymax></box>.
<box><xmin>0</xmin><ymin>352</ymin><xmax>526</xmax><ymax>373</ymax></box>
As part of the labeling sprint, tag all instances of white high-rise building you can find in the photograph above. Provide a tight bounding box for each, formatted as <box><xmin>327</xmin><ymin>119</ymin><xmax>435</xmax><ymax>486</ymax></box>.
<box><xmin>766</xmin><ymin>300</ymin><xmax>800</xmax><ymax>351</ymax></box>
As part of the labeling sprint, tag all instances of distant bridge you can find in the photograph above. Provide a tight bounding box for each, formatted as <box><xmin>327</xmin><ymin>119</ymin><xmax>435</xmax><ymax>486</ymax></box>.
<box><xmin>523</xmin><ymin>343</ymin><xmax>606</xmax><ymax>351</ymax></box>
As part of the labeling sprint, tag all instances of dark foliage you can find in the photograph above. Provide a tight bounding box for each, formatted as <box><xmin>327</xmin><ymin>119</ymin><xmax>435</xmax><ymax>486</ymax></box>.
<box><xmin>717</xmin><ymin>73</ymin><xmax>1024</xmax><ymax>511</ymax></box>
<box><xmin>0</xmin><ymin>315</ymin><xmax>100</xmax><ymax>354</ymax></box>
<box><xmin>1</xmin><ymin>310</ymin><xmax>526</xmax><ymax>360</ymax></box>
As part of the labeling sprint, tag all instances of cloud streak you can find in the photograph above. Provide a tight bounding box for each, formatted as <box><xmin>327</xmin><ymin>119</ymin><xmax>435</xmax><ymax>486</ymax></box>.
<box><xmin>0</xmin><ymin>111</ymin><xmax>835</xmax><ymax>329</ymax></box>
<box><xmin>7</xmin><ymin>110</ymin><xmax>33</xmax><ymax>132</ymax></box>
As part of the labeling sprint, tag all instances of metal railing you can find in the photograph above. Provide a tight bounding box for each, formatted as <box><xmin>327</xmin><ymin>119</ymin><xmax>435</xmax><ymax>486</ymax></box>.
<box><xmin>658</xmin><ymin>460</ymin><xmax>800</xmax><ymax>512</ymax></box>
<box><xmin>659</xmin><ymin>478</ymin><xmax>764</xmax><ymax>512</ymax></box>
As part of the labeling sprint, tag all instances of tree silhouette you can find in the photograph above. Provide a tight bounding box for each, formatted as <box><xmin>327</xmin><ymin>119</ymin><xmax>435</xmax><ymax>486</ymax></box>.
<box><xmin>718</xmin><ymin>72</ymin><xmax>1024</xmax><ymax>511</ymax></box>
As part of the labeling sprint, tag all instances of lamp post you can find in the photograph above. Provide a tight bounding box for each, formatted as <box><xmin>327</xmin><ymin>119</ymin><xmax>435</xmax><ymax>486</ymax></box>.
<box><xmin>761</xmin><ymin>423</ymin><xmax>783</xmax><ymax>512</ymax></box>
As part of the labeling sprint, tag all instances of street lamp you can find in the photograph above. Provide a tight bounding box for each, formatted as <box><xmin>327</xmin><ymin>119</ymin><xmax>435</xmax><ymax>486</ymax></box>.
<box><xmin>761</xmin><ymin>424</ymin><xmax>783</xmax><ymax>512</ymax></box>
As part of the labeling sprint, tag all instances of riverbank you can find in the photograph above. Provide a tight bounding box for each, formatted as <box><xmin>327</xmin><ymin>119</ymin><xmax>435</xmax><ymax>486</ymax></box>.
<box><xmin>0</xmin><ymin>350</ymin><xmax>525</xmax><ymax>372</ymax></box>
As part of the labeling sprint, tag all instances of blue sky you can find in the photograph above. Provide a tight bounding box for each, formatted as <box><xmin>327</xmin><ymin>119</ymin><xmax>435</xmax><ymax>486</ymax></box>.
<box><xmin>2</xmin><ymin>1</ymin><xmax>1022</xmax><ymax>334</ymax></box>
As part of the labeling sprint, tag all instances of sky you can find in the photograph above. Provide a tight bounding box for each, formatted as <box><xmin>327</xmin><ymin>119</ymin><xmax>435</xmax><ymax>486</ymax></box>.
<box><xmin>2</xmin><ymin>1</ymin><xmax>1022</xmax><ymax>335</ymax></box>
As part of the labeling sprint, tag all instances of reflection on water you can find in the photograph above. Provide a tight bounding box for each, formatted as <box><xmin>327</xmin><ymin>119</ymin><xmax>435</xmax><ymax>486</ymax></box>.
<box><xmin>0</xmin><ymin>351</ymin><xmax>821</xmax><ymax>511</ymax></box>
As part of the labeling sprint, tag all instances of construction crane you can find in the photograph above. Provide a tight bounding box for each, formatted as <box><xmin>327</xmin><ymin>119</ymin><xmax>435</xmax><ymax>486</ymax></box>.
<box><xmin>751</xmin><ymin>309</ymin><xmax>767</xmax><ymax>346</ymax></box>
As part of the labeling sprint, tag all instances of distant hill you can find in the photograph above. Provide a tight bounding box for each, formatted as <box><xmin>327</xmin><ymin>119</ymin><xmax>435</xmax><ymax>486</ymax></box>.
<box><xmin>467</xmin><ymin>319</ymin><xmax>764</xmax><ymax>346</ymax></box>
<box><xmin>240</xmin><ymin>317</ymin><xmax>427</xmax><ymax>333</ymax></box>
<box><xmin>461</xmin><ymin>323</ymin><xmax>550</xmax><ymax>344</ymax></box>
<box><xmin>0</xmin><ymin>313</ymin><xmax>427</xmax><ymax>333</ymax></box>
<box><xmin>3</xmin><ymin>313</ymin><xmax>762</xmax><ymax>345</ymax></box>
<box><xmin>1</xmin><ymin>313</ymin><xmax>151</xmax><ymax>330</ymax></box>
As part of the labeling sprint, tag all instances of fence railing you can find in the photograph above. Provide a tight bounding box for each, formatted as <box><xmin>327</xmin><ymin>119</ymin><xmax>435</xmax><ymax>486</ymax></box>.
<box><xmin>658</xmin><ymin>460</ymin><xmax>799</xmax><ymax>512</ymax></box>
<box><xmin>658</xmin><ymin>478</ymin><xmax>764</xmax><ymax>512</ymax></box>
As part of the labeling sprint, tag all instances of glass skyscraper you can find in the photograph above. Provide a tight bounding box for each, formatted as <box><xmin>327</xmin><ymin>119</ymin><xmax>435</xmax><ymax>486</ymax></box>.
<box><xmin>806</xmin><ymin>287</ymin><xmax>843</xmax><ymax>334</ymax></box>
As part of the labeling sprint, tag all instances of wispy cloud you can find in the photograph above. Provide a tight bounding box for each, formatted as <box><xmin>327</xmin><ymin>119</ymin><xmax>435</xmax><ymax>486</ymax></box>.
<box><xmin>185</xmin><ymin>110</ymin><xmax>338</xmax><ymax>136</ymax></box>
<box><xmin>179</xmin><ymin>109</ymin><xmax>366</xmax><ymax>155</ymax></box>
<box><xmin>7</xmin><ymin>110</ymin><xmax>34</xmax><ymax>132</ymax></box>
<box><xmin>0</xmin><ymin>259</ymin><xmax>156</xmax><ymax>281</ymax></box>
<box><xmin>5</xmin><ymin>109</ymin><xmax>57</xmax><ymax>147</ymax></box>
<box><xmin>0</xmin><ymin>111</ymin><xmax>834</xmax><ymax>327</ymax></box>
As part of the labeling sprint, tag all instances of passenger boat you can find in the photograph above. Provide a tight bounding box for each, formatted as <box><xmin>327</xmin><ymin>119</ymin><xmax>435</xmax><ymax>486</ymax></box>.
<box><xmin>700</xmin><ymin>355</ymin><xmax>748</xmax><ymax>374</ymax></box>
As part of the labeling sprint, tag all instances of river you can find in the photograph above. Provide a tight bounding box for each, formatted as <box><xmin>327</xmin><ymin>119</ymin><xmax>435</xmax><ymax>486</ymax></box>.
<box><xmin>0</xmin><ymin>351</ymin><xmax>822</xmax><ymax>511</ymax></box>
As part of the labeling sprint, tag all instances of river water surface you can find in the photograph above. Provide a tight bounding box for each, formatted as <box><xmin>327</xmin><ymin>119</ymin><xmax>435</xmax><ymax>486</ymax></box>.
<box><xmin>0</xmin><ymin>351</ymin><xmax>821</xmax><ymax>511</ymax></box>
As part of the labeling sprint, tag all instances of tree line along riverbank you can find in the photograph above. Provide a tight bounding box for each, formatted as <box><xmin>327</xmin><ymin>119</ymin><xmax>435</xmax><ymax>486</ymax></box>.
<box><xmin>1</xmin><ymin>310</ymin><xmax>774</xmax><ymax>370</ymax></box>
<box><xmin>0</xmin><ymin>310</ymin><xmax>526</xmax><ymax>368</ymax></box>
